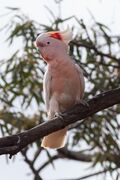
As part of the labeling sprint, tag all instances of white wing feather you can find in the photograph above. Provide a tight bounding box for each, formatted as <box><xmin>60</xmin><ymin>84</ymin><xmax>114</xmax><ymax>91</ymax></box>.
<box><xmin>43</xmin><ymin>67</ymin><xmax>51</xmax><ymax>111</ymax></box>
<box><xmin>75</xmin><ymin>64</ymin><xmax>85</xmax><ymax>98</ymax></box>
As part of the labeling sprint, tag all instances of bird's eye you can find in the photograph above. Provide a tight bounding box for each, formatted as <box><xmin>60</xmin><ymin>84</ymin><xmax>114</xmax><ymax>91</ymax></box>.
<box><xmin>47</xmin><ymin>41</ymin><xmax>50</xmax><ymax>45</ymax></box>
<box><xmin>37</xmin><ymin>33</ymin><xmax>41</xmax><ymax>37</ymax></box>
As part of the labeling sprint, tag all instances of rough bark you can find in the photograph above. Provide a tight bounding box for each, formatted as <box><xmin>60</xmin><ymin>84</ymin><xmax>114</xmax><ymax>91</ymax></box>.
<box><xmin>0</xmin><ymin>87</ymin><xmax>120</xmax><ymax>157</ymax></box>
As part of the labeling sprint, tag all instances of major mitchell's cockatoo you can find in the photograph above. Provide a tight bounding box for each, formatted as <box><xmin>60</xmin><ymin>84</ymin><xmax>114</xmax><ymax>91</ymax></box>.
<box><xmin>35</xmin><ymin>28</ymin><xmax>85</xmax><ymax>149</ymax></box>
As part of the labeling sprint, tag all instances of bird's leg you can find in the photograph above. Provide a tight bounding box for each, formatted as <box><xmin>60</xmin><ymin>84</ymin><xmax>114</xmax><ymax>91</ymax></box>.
<box><xmin>48</xmin><ymin>96</ymin><xmax>63</xmax><ymax>119</ymax></box>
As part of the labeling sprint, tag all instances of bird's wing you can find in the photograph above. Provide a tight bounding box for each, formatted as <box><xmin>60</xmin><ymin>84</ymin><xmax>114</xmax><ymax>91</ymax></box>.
<box><xmin>75</xmin><ymin>64</ymin><xmax>85</xmax><ymax>98</ymax></box>
<box><xmin>43</xmin><ymin>67</ymin><xmax>51</xmax><ymax>111</ymax></box>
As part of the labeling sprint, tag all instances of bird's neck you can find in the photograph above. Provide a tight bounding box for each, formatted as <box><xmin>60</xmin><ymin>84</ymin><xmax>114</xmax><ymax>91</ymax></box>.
<box><xmin>48</xmin><ymin>53</ymin><xmax>72</xmax><ymax>69</ymax></box>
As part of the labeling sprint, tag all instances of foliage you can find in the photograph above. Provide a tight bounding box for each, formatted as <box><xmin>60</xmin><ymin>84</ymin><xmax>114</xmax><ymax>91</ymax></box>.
<box><xmin>0</xmin><ymin>4</ymin><xmax>120</xmax><ymax>180</ymax></box>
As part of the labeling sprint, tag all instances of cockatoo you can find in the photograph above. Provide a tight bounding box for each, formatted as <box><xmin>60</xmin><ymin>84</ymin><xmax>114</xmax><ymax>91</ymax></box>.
<box><xmin>35</xmin><ymin>28</ymin><xmax>85</xmax><ymax>149</ymax></box>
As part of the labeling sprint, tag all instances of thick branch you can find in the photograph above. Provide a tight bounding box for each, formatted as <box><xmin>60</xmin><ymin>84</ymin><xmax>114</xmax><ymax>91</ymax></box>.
<box><xmin>0</xmin><ymin>88</ymin><xmax>120</xmax><ymax>156</ymax></box>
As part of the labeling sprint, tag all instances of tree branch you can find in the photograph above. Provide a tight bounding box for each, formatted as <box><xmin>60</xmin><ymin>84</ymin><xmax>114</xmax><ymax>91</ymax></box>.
<box><xmin>57</xmin><ymin>147</ymin><xmax>92</xmax><ymax>162</ymax></box>
<box><xmin>64</xmin><ymin>167</ymin><xmax>117</xmax><ymax>180</ymax></box>
<box><xmin>0</xmin><ymin>88</ymin><xmax>120</xmax><ymax>157</ymax></box>
<box><xmin>32</xmin><ymin>148</ymin><xmax>43</xmax><ymax>164</ymax></box>
<box><xmin>38</xmin><ymin>155</ymin><xmax>60</xmax><ymax>172</ymax></box>
<box><xmin>21</xmin><ymin>149</ymin><xmax>42</xmax><ymax>180</ymax></box>
<box><xmin>72</xmin><ymin>41</ymin><xmax>120</xmax><ymax>63</ymax></box>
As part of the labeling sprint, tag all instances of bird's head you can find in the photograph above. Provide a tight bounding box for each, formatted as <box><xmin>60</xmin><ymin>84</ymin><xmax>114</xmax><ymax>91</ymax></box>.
<box><xmin>35</xmin><ymin>28</ymin><xmax>72</xmax><ymax>62</ymax></box>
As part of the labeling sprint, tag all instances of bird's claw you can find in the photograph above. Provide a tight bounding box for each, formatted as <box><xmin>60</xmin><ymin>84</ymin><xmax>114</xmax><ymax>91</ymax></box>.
<box><xmin>80</xmin><ymin>99</ymin><xmax>89</xmax><ymax>107</ymax></box>
<box><xmin>54</xmin><ymin>112</ymin><xmax>63</xmax><ymax>119</ymax></box>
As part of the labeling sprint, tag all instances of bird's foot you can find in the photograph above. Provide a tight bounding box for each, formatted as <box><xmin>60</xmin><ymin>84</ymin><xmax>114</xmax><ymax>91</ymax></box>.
<box><xmin>79</xmin><ymin>99</ymin><xmax>89</xmax><ymax>107</ymax></box>
<box><xmin>54</xmin><ymin>112</ymin><xmax>63</xmax><ymax>119</ymax></box>
<box><xmin>54</xmin><ymin>112</ymin><xmax>66</xmax><ymax>129</ymax></box>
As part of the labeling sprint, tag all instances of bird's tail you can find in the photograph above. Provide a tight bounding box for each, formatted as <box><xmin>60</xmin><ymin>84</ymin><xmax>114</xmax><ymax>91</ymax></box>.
<box><xmin>41</xmin><ymin>127</ymin><xmax>67</xmax><ymax>149</ymax></box>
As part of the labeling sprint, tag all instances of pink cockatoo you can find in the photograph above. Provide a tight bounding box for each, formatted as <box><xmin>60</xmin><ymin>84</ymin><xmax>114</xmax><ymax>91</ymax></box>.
<box><xmin>35</xmin><ymin>28</ymin><xmax>85</xmax><ymax>149</ymax></box>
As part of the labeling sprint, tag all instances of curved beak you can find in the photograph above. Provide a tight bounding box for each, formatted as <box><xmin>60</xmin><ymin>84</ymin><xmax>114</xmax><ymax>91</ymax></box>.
<box><xmin>34</xmin><ymin>40</ymin><xmax>46</xmax><ymax>48</ymax></box>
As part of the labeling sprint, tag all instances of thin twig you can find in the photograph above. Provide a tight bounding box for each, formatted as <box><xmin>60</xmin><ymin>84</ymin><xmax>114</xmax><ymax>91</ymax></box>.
<box><xmin>72</xmin><ymin>41</ymin><xmax>120</xmax><ymax>63</ymax></box>
<box><xmin>76</xmin><ymin>167</ymin><xmax>117</xmax><ymax>180</ymax></box>
<box><xmin>32</xmin><ymin>147</ymin><xmax>43</xmax><ymax>164</ymax></box>
<box><xmin>38</xmin><ymin>155</ymin><xmax>60</xmax><ymax>172</ymax></box>
<box><xmin>21</xmin><ymin>149</ymin><xmax>42</xmax><ymax>180</ymax></box>
<box><xmin>58</xmin><ymin>147</ymin><xmax>92</xmax><ymax>162</ymax></box>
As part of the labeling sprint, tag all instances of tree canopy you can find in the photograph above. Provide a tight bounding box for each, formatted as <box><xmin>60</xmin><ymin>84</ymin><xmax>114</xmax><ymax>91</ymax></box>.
<box><xmin>0</xmin><ymin>3</ymin><xmax>120</xmax><ymax>180</ymax></box>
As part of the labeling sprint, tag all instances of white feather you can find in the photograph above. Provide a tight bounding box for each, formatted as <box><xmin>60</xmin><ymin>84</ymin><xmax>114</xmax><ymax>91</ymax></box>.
<box><xmin>43</xmin><ymin>67</ymin><xmax>51</xmax><ymax>111</ymax></box>
<box><xmin>75</xmin><ymin>64</ymin><xmax>85</xmax><ymax>98</ymax></box>
<box><xmin>60</xmin><ymin>26</ymin><xmax>73</xmax><ymax>44</ymax></box>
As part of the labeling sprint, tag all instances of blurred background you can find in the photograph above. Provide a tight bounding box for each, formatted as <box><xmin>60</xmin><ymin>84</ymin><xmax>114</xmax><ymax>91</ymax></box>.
<box><xmin>0</xmin><ymin>0</ymin><xmax>120</xmax><ymax>179</ymax></box>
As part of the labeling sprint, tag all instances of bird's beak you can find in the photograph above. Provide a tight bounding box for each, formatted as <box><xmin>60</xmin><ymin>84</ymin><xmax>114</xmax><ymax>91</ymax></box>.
<box><xmin>34</xmin><ymin>40</ymin><xmax>45</xmax><ymax>48</ymax></box>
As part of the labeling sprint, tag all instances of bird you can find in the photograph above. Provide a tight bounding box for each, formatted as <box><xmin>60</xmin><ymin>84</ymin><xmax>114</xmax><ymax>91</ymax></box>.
<box><xmin>35</xmin><ymin>28</ymin><xmax>85</xmax><ymax>149</ymax></box>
